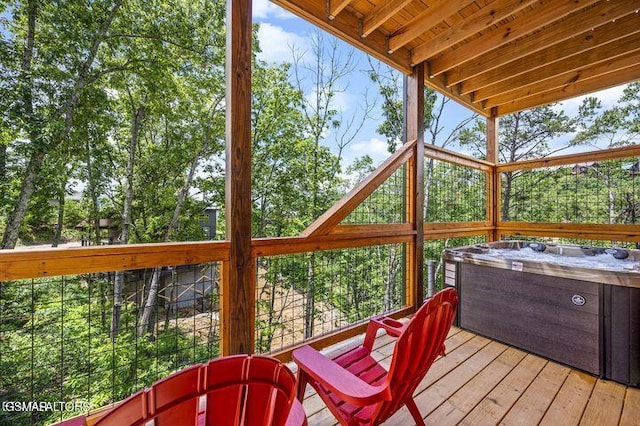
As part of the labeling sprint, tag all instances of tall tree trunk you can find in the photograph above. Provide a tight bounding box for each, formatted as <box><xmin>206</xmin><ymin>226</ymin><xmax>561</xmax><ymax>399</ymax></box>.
<box><xmin>606</xmin><ymin>171</ymin><xmax>615</xmax><ymax>224</ymax></box>
<box><xmin>2</xmin><ymin>0</ymin><xmax>121</xmax><ymax>249</ymax></box>
<box><xmin>384</xmin><ymin>246</ymin><xmax>401</xmax><ymax>312</ymax></box>
<box><xmin>304</xmin><ymin>253</ymin><xmax>315</xmax><ymax>339</ymax></box>
<box><xmin>2</xmin><ymin>151</ymin><xmax>45</xmax><ymax>248</ymax></box>
<box><xmin>0</xmin><ymin>144</ymin><xmax>6</xmax><ymax>201</ymax></box>
<box><xmin>111</xmin><ymin>105</ymin><xmax>144</xmax><ymax>340</ymax></box>
<box><xmin>138</xmin><ymin>266</ymin><xmax>161</xmax><ymax>336</ymax></box>
<box><xmin>424</xmin><ymin>158</ymin><xmax>434</xmax><ymax>220</ymax></box>
<box><xmin>138</xmin><ymin>151</ymin><xmax>203</xmax><ymax>336</ymax></box>
<box><xmin>84</xmin><ymin>139</ymin><xmax>101</xmax><ymax>245</ymax></box>
<box><xmin>502</xmin><ymin>172</ymin><xmax>513</xmax><ymax>221</ymax></box>
<box><xmin>2</xmin><ymin>0</ymin><xmax>38</xmax><ymax>249</ymax></box>
<box><xmin>52</xmin><ymin>184</ymin><xmax>65</xmax><ymax>247</ymax></box>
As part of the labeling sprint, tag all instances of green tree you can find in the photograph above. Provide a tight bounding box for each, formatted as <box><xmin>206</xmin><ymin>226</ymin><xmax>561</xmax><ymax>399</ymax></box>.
<box><xmin>459</xmin><ymin>103</ymin><xmax>598</xmax><ymax>220</ymax></box>
<box><xmin>1</xmin><ymin>0</ymin><xmax>124</xmax><ymax>249</ymax></box>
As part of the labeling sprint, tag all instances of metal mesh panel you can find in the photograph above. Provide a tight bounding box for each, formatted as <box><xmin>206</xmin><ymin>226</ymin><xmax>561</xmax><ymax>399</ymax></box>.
<box><xmin>502</xmin><ymin>158</ymin><xmax>640</xmax><ymax>223</ymax></box>
<box><xmin>423</xmin><ymin>235</ymin><xmax>489</xmax><ymax>296</ymax></box>
<box><xmin>342</xmin><ymin>165</ymin><xmax>406</xmax><ymax>224</ymax></box>
<box><xmin>425</xmin><ymin>159</ymin><xmax>487</xmax><ymax>222</ymax></box>
<box><xmin>255</xmin><ymin>244</ymin><xmax>406</xmax><ymax>354</ymax></box>
<box><xmin>0</xmin><ymin>263</ymin><xmax>220</xmax><ymax>426</ymax></box>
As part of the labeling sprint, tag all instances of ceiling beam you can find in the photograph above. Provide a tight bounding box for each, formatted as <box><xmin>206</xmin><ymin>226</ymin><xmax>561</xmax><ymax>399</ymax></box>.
<box><xmin>446</xmin><ymin>0</ymin><xmax>640</xmax><ymax>86</ymax></box>
<box><xmin>462</xmin><ymin>16</ymin><xmax>640</xmax><ymax>97</ymax></box>
<box><xmin>410</xmin><ymin>0</ymin><xmax>539</xmax><ymax>65</ymax></box>
<box><xmin>496</xmin><ymin>64</ymin><xmax>640</xmax><ymax>115</ymax></box>
<box><xmin>328</xmin><ymin>0</ymin><xmax>353</xmax><ymax>20</ymax></box>
<box><xmin>483</xmin><ymin>51</ymin><xmax>640</xmax><ymax>109</ymax></box>
<box><xmin>423</xmin><ymin>72</ymin><xmax>488</xmax><ymax>117</ymax></box>
<box><xmin>473</xmin><ymin>32</ymin><xmax>640</xmax><ymax>102</ymax></box>
<box><xmin>387</xmin><ymin>0</ymin><xmax>476</xmax><ymax>53</ymax></box>
<box><xmin>361</xmin><ymin>0</ymin><xmax>413</xmax><ymax>38</ymax></box>
<box><xmin>430</xmin><ymin>0</ymin><xmax>600</xmax><ymax>78</ymax></box>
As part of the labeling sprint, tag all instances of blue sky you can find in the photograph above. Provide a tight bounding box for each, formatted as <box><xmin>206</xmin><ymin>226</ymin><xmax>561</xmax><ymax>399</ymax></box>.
<box><xmin>253</xmin><ymin>0</ymin><xmax>399</xmax><ymax>167</ymax></box>
<box><xmin>252</xmin><ymin>0</ymin><xmax>630</xmax><ymax>164</ymax></box>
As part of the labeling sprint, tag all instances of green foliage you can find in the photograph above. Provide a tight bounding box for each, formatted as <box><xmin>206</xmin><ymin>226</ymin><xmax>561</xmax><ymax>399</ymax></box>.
<box><xmin>425</xmin><ymin>160</ymin><xmax>486</xmax><ymax>222</ymax></box>
<box><xmin>367</xmin><ymin>62</ymin><xmax>438</xmax><ymax>152</ymax></box>
<box><xmin>0</xmin><ymin>274</ymin><xmax>218</xmax><ymax>425</ymax></box>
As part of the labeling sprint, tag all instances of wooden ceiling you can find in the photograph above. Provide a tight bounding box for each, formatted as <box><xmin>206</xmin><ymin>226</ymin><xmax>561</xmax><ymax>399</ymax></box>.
<box><xmin>271</xmin><ymin>0</ymin><xmax>640</xmax><ymax>117</ymax></box>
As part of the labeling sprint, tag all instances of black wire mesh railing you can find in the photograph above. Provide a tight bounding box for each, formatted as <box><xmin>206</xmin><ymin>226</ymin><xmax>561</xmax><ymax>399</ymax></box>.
<box><xmin>425</xmin><ymin>160</ymin><xmax>487</xmax><ymax>223</ymax></box>
<box><xmin>423</xmin><ymin>235</ymin><xmax>489</xmax><ymax>297</ymax></box>
<box><xmin>502</xmin><ymin>158</ymin><xmax>640</xmax><ymax>224</ymax></box>
<box><xmin>342</xmin><ymin>165</ymin><xmax>406</xmax><ymax>224</ymax></box>
<box><xmin>255</xmin><ymin>244</ymin><xmax>406</xmax><ymax>354</ymax></box>
<box><xmin>0</xmin><ymin>263</ymin><xmax>220</xmax><ymax>426</ymax></box>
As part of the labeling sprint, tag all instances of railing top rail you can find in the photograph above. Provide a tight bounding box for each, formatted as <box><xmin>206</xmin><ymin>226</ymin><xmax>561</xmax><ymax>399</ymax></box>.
<box><xmin>424</xmin><ymin>144</ymin><xmax>494</xmax><ymax>171</ymax></box>
<box><xmin>0</xmin><ymin>240</ymin><xmax>230</xmax><ymax>281</ymax></box>
<box><xmin>497</xmin><ymin>144</ymin><xmax>640</xmax><ymax>172</ymax></box>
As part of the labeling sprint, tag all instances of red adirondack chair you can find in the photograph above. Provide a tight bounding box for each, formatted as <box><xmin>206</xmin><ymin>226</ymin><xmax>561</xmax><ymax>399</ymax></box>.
<box><xmin>54</xmin><ymin>355</ymin><xmax>307</xmax><ymax>426</ymax></box>
<box><xmin>292</xmin><ymin>287</ymin><xmax>458</xmax><ymax>426</ymax></box>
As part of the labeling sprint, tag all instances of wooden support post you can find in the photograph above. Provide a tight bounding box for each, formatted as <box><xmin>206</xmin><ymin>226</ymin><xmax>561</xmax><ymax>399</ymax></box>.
<box><xmin>222</xmin><ymin>0</ymin><xmax>255</xmax><ymax>355</ymax></box>
<box><xmin>405</xmin><ymin>63</ymin><xmax>425</xmax><ymax>308</ymax></box>
<box><xmin>486</xmin><ymin>108</ymin><xmax>500</xmax><ymax>242</ymax></box>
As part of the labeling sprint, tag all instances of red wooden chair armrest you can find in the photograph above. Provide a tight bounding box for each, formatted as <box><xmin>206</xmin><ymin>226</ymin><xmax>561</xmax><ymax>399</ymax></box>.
<box><xmin>50</xmin><ymin>415</ymin><xmax>88</xmax><ymax>426</ymax></box>
<box><xmin>292</xmin><ymin>345</ymin><xmax>390</xmax><ymax>406</ymax></box>
<box><xmin>363</xmin><ymin>315</ymin><xmax>407</xmax><ymax>350</ymax></box>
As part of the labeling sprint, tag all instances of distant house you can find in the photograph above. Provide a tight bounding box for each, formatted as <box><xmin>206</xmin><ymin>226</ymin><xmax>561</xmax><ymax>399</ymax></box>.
<box><xmin>571</xmin><ymin>162</ymin><xmax>599</xmax><ymax>175</ymax></box>
<box><xmin>625</xmin><ymin>160</ymin><xmax>640</xmax><ymax>176</ymax></box>
<box><xmin>75</xmin><ymin>218</ymin><xmax>119</xmax><ymax>245</ymax></box>
<box><xmin>161</xmin><ymin>264</ymin><xmax>219</xmax><ymax>312</ymax></box>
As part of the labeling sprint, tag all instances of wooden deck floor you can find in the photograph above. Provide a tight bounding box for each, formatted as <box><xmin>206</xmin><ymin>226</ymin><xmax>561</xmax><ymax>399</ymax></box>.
<box><xmin>297</xmin><ymin>326</ymin><xmax>640</xmax><ymax>426</ymax></box>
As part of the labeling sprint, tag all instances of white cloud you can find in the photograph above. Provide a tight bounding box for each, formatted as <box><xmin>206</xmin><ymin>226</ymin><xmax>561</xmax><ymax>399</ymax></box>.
<box><xmin>554</xmin><ymin>84</ymin><xmax>628</xmax><ymax>116</ymax></box>
<box><xmin>349</xmin><ymin>137</ymin><xmax>390</xmax><ymax>164</ymax></box>
<box><xmin>256</xmin><ymin>23</ymin><xmax>306</xmax><ymax>63</ymax></box>
<box><xmin>253</xmin><ymin>0</ymin><xmax>292</xmax><ymax>20</ymax></box>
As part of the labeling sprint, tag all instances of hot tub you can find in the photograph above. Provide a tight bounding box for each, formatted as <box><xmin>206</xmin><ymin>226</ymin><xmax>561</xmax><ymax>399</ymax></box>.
<box><xmin>442</xmin><ymin>241</ymin><xmax>640</xmax><ymax>387</ymax></box>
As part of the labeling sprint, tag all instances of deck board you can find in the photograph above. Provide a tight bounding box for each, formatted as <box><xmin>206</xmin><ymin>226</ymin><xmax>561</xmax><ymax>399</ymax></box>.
<box><xmin>460</xmin><ymin>354</ymin><xmax>548</xmax><ymax>426</ymax></box>
<box><xmin>580</xmin><ymin>380</ymin><xmax>626</xmax><ymax>425</ymax></box>
<box><xmin>426</xmin><ymin>347</ymin><xmax>527</xmax><ymax>426</ymax></box>
<box><xmin>301</xmin><ymin>326</ymin><xmax>639</xmax><ymax>425</ymax></box>
<box><xmin>499</xmin><ymin>361</ymin><xmax>571</xmax><ymax>425</ymax></box>
<box><xmin>539</xmin><ymin>370</ymin><xmax>596</xmax><ymax>426</ymax></box>
<box><xmin>620</xmin><ymin>387</ymin><xmax>640</xmax><ymax>426</ymax></box>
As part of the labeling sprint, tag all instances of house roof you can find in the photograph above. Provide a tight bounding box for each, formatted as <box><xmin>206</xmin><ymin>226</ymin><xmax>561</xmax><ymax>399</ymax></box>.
<box><xmin>272</xmin><ymin>0</ymin><xmax>640</xmax><ymax>117</ymax></box>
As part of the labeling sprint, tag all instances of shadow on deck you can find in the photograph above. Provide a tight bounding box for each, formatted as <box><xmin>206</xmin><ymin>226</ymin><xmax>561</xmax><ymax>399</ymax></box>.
<box><xmin>296</xmin><ymin>325</ymin><xmax>639</xmax><ymax>425</ymax></box>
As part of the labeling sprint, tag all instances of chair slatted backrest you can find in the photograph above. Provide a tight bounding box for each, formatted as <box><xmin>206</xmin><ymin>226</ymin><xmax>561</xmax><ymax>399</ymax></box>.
<box><xmin>376</xmin><ymin>288</ymin><xmax>458</xmax><ymax>423</ymax></box>
<box><xmin>93</xmin><ymin>365</ymin><xmax>203</xmax><ymax>426</ymax></box>
<box><xmin>204</xmin><ymin>355</ymin><xmax>297</xmax><ymax>426</ymax></box>
<box><xmin>92</xmin><ymin>390</ymin><xmax>148</xmax><ymax>426</ymax></box>
<box><xmin>149</xmin><ymin>364</ymin><xmax>204</xmax><ymax>425</ymax></box>
<box><xmin>92</xmin><ymin>355</ymin><xmax>297</xmax><ymax>426</ymax></box>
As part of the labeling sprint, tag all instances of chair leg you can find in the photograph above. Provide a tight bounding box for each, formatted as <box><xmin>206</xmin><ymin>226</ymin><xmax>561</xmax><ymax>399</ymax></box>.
<box><xmin>406</xmin><ymin>398</ymin><xmax>425</xmax><ymax>426</ymax></box>
<box><xmin>296</xmin><ymin>370</ymin><xmax>308</xmax><ymax>402</ymax></box>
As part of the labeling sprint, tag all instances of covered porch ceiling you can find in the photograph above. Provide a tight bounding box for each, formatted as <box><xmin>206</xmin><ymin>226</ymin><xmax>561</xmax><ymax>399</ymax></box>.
<box><xmin>271</xmin><ymin>0</ymin><xmax>640</xmax><ymax>117</ymax></box>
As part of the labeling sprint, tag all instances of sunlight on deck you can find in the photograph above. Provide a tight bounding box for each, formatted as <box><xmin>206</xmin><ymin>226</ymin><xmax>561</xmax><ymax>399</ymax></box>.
<box><xmin>297</xmin><ymin>326</ymin><xmax>640</xmax><ymax>425</ymax></box>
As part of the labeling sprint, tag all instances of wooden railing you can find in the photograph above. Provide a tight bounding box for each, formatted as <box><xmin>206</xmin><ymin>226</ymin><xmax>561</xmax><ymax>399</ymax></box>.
<box><xmin>3</xmin><ymin>142</ymin><xmax>638</xmax><ymax>361</ymax></box>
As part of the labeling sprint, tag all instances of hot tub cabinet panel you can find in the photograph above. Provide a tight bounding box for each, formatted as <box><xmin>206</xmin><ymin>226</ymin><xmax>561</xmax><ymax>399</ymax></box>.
<box><xmin>444</xmin><ymin>241</ymin><xmax>640</xmax><ymax>387</ymax></box>
<box><xmin>459</xmin><ymin>263</ymin><xmax>601</xmax><ymax>375</ymax></box>
<box><xmin>606</xmin><ymin>285</ymin><xmax>640</xmax><ymax>386</ymax></box>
